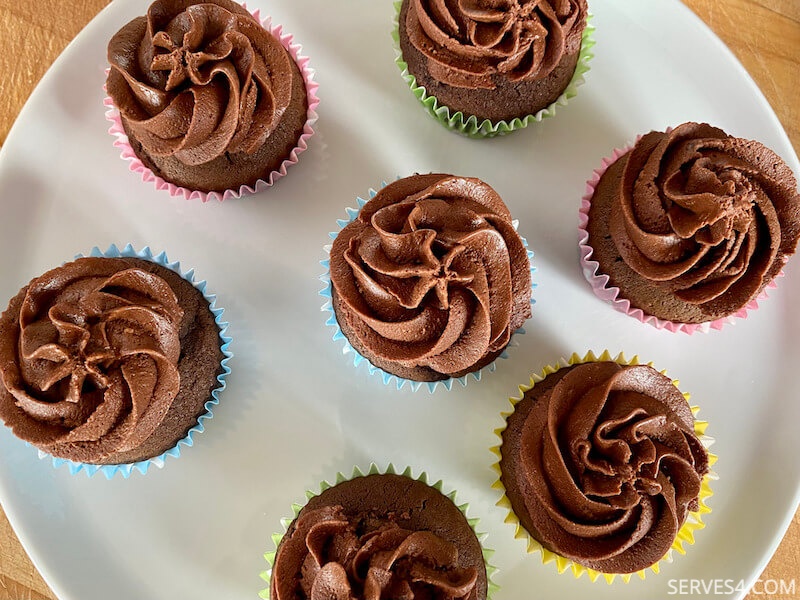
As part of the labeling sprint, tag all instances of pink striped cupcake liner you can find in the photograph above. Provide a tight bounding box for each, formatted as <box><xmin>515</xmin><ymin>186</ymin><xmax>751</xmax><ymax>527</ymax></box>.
<box><xmin>578</xmin><ymin>140</ymin><xmax>779</xmax><ymax>334</ymax></box>
<box><xmin>104</xmin><ymin>8</ymin><xmax>319</xmax><ymax>203</ymax></box>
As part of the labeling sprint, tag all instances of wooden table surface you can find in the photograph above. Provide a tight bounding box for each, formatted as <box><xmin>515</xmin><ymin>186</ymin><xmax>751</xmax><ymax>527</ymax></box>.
<box><xmin>0</xmin><ymin>1</ymin><xmax>798</xmax><ymax>599</ymax></box>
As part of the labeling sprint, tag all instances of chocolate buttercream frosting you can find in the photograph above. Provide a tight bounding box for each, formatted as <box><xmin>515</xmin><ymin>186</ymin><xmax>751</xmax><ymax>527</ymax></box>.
<box><xmin>500</xmin><ymin>361</ymin><xmax>710</xmax><ymax>573</ymax></box>
<box><xmin>587</xmin><ymin>123</ymin><xmax>800</xmax><ymax>324</ymax></box>
<box><xmin>106</xmin><ymin>0</ymin><xmax>308</xmax><ymax>192</ymax></box>
<box><xmin>0</xmin><ymin>257</ymin><xmax>223</xmax><ymax>465</ymax></box>
<box><xmin>329</xmin><ymin>174</ymin><xmax>532</xmax><ymax>382</ymax></box>
<box><xmin>271</xmin><ymin>474</ymin><xmax>487</xmax><ymax>600</ymax></box>
<box><xmin>405</xmin><ymin>0</ymin><xmax>586</xmax><ymax>89</ymax></box>
<box><xmin>398</xmin><ymin>0</ymin><xmax>587</xmax><ymax>122</ymax></box>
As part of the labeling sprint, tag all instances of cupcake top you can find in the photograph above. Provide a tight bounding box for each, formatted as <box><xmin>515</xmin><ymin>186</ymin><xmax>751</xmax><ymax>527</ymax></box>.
<box><xmin>106</xmin><ymin>0</ymin><xmax>297</xmax><ymax>168</ymax></box>
<box><xmin>500</xmin><ymin>361</ymin><xmax>709</xmax><ymax>574</ymax></box>
<box><xmin>587</xmin><ymin>122</ymin><xmax>800</xmax><ymax>324</ymax></box>
<box><xmin>329</xmin><ymin>173</ymin><xmax>532</xmax><ymax>382</ymax></box>
<box><xmin>0</xmin><ymin>256</ymin><xmax>222</xmax><ymax>465</ymax></box>
<box><xmin>403</xmin><ymin>0</ymin><xmax>587</xmax><ymax>90</ymax></box>
<box><xmin>271</xmin><ymin>473</ymin><xmax>487</xmax><ymax>600</ymax></box>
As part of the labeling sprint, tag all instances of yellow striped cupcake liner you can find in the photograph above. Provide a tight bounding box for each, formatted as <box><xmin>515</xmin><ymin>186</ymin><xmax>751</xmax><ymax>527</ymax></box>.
<box><xmin>489</xmin><ymin>349</ymin><xmax>717</xmax><ymax>583</ymax></box>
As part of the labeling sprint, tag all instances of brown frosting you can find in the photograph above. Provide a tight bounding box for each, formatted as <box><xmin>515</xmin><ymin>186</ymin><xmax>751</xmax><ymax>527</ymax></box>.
<box><xmin>500</xmin><ymin>362</ymin><xmax>710</xmax><ymax>573</ymax></box>
<box><xmin>107</xmin><ymin>0</ymin><xmax>295</xmax><ymax>167</ymax></box>
<box><xmin>271</xmin><ymin>473</ymin><xmax>486</xmax><ymax>600</ymax></box>
<box><xmin>404</xmin><ymin>0</ymin><xmax>586</xmax><ymax>89</ymax></box>
<box><xmin>272</xmin><ymin>506</ymin><xmax>478</xmax><ymax>600</ymax></box>
<box><xmin>329</xmin><ymin>174</ymin><xmax>531</xmax><ymax>382</ymax></box>
<box><xmin>609</xmin><ymin>122</ymin><xmax>800</xmax><ymax>319</ymax></box>
<box><xmin>0</xmin><ymin>258</ymin><xmax>186</xmax><ymax>463</ymax></box>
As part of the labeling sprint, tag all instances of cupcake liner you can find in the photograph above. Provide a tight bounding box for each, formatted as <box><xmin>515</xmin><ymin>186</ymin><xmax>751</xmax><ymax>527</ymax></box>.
<box><xmin>259</xmin><ymin>463</ymin><xmax>499</xmax><ymax>600</ymax></box>
<box><xmin>319</xmin><ymin>181</ymin><xmax>537</xmax><ymax>393</ymax></box>
<box><xmin>392</xmin><ymin>2</ymin><xmax>595</xmax><ymax>138</ymax></box>
<box><xmin>104</xmin><ymin>8</ymin><xmax>320</xmax><ymax>202</ymax></box>
<box><xmin>578</xmin><ymin>141</ymin><xmax>780</xmax><ymax>334</ymax></box>
<box><xmin>490</xmin><ymin>349</ymin><xmax>717</xmax><ymax>583</ymax></box>
<box><xmin>34</xmin><ymin>243</ymin><xmax>233</xmax><ymax>479</ymax></box>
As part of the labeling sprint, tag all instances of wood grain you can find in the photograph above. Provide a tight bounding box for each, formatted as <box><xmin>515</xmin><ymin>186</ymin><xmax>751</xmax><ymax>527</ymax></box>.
<box><xmin>683</xmin><ymin>0</ymin><xmax>800</xmax><ymax>155</ymax></box>
<box><xmin>0</xmin><ymin>0</ymin><xmax>113</xmax><ymax>147</ymax></box>
<box><xmin>0</xmin><ymin>1</ymin><xmax>798</xmax><ymax>599</ymax></box>
<box><xmin>0</xmin><ymin>507</ymin><xmax>52</xmax><ymax>600</ymax></box>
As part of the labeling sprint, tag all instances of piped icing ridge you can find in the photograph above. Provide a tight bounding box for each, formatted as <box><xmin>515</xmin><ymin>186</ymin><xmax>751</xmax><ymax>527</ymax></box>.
<box><xmin>0</xmin><ymin>258</ymin><xmax>183</xmax><ymax>463</ymax></box>
<box><xmin>271</xmin><ymin>505</ymin><xmax>479</xmax><ymax>600</ymax></box>
<box><xmin>329</xmin><ymin>174</ymin><xmax>531</xmax><ymax>381</ymax></box>
<box><xmin>504</xmin><ymin>361</ymin><xmax>709</xmax><ymax>573</ymax></box>
<box><xmin>610</xmin><ymin>122</ymin><xmax>800</xmax><ymax>317</ymax></box>
<box><xmin>404</xmin><ymin>0</ymin><xmax>587</xmax><ymax>89</ymax></box>
<box><xmin>106</xmin><ymin>0</ymin><xmax>295</xmax><ymax>166</ymax></box>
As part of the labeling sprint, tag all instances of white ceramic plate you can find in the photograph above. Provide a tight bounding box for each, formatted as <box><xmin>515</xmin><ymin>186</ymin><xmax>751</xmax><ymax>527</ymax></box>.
<box><xmin>1</xmin><ymin>1</ymin><xmax>798</xmax><ymax>599</ymax></box>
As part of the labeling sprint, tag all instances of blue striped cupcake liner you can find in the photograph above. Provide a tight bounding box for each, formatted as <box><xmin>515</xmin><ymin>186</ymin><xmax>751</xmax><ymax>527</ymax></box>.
<box><xmin>320</xmin><ymin>181</ymin><xmax>536</xmax><ymax>393</ymax></box>
<box><xmin>33</xmin><ymin>243</ymin><xmax>233</xmax><ymax>479</ymax></box>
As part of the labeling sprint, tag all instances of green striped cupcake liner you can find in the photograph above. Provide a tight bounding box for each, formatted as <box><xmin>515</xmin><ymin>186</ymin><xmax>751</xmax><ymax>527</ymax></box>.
<box><xmin>392</xmin><ymin>2</ymin><xmax>595</xmax><ymax>138</ymax></box>
<box><xmin>260</xmin><ymin>463</ymin><xmax>499</xmax><ymax>599</ymax></box>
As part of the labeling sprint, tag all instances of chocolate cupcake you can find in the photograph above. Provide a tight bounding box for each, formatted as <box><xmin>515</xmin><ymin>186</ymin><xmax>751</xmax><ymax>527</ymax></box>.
<box><xmin>395</xmin><ymin>0</ymin><xmax>592</xmax><ymax>136</ymax></box>
<box><xmin>493</xmin><ymin>351</ymin><xmax>714</xmax><ymax>580</ymax></box>
<box><xmin>105</xmin><ymin>0</ymin><xmax>317</xmax><ymax>199</ymax></box>
<box><xmin>0</xmin><ymin>246</ymin><xmax>230</xmax><ymax>476</ymax></box>
<box><xmin>580</xmin><ymin>122</ymin><xmax>800</xmax><ymax>332</ymax></box>
<box><xmin>263</xmin><ymin>467</ymin><xmax>492</xmax><ymax>600</ymax></box>
<box><xmin>325</xmin><ymin>174</ymin><xmax>533</xmax><ymax>386</ymax></box>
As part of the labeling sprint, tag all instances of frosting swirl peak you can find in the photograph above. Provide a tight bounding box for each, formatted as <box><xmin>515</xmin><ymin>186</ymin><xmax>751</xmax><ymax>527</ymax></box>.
<box><xmin>501</xmin><ymin>361</ymin><xmax>709</xmax><ymax>573</ymax></box>
<box><xmin>107</xmin><ymin>0</ymin><xmax>294</xmax><ymax>166</ymax></box>
<box><xmin>0</xmin><ymin>258</ymin><xmax>184</xmax><ymax>463</ymax></box>
<box><xmin>272</xmin><ymin>506</ymin><xmax>479</xmax><ymax>600</ymax></box>
<box><xmin>610</xmin><ymin>122</ymin><xmax>800</xmax><ymax>320</ymax></box>
<box><xmin>405</xmin><ymin>0</ymin><xmax>586</xmax><ymax>89</ymax></box>
<box><xmin>329</xmin><ymin>174</ymin><xmax>531</xmax><ymax>382</ymax></box>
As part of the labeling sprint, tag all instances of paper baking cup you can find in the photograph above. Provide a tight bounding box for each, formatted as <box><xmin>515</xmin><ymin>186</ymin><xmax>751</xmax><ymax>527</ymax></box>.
<box><xmin>490</xmin><ymin>350</ymin><xmax>717</xmax><ymax>583</ymax></box>
<box><xmin>392</xmin><ymin>2</ymin><xmax>594</xmax><ymax>138</ymax></box>
<box><xmin>319</xmin><ymin>181</ymin><xmax>537</xmax><ymax>393</ymax></box>
<box><xmin>34</xmin><ymin>244</ymin><xmax>233</xmax><ymax>479</ymax></box>
<box><xmin>259</xmin><ymin>463</ymin><xmax>499</xmax><ymax>600</ymax></box>
<box><xmin>104</xmin><ymin>9</ymin><xmax>319</xmax><ymax>202</ymax></box>
<box><xmin>578</xmin><ymin>142</ymin><xmax>779</xmax><ymax>334</ymax></box>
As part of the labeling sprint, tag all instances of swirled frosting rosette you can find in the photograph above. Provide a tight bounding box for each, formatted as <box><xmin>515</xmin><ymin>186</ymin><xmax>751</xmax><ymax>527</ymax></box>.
<box><xmin>579</xmin><ymin>122</ymin><xmax>800</xmax><ymax>333</ymax></box>
<box><xmin>105</xmin><ymin>0</ymin><xmax>319</xmax><ymax>201</ymax></box>
<box><xmin>491</xmin><ymin>351</ymin><xmax>716</xmax><ymax>581</ymax></box>
<box><xmin>260</xmin><ymin>465</ymin><xmax>497</xmax><ymax>600</ymax></box>
<box><xmin>0</xmin><ymin>245</ymin><xmax>232</xmax><ymax>478</ymax></box>
<box><xmin>321</xmin><ymin>174</ymin><xmax>535</xmax><ymax>391</ymax></box>
<box><xmin>393</xmin><ymin>0</ymin><xmax>594</xmax><ymax>137</ymax></box>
